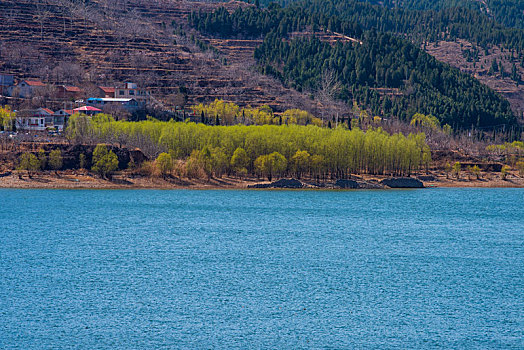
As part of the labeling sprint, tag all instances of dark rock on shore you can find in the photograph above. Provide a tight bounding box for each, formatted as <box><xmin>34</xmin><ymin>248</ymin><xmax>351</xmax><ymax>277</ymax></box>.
<box><xmin>248</xmin><ymin>178</ymin><xmax>304</xmax><ymax>189</ymax></box>
<box><xmin>417</xmin><ymin>175</ymin><xmax>436</xmax><ymax>181</ymax></box>
<box><xmin>357</xmin><ymin>181</ymin><xmax>384</xmax><ymax>189</ymax></box>
<box><xmin>334</xmin><ymin>179</ymin><xmax>359</xmax><ymax>189</ymax></box>
<box><xmin>381</xmin><ymin>177</ymin><xmax>424</xmax><ymax>188</ymax></box>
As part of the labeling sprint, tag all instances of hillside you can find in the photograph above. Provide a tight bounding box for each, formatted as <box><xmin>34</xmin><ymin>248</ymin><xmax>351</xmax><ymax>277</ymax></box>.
<box><xmin>190</xmin><ymin>3</ymin><xmax>521</xmax><ymax>129</ymax></box>
<box><xmin>0</xmin><ymin>0</ymin><xmax>523</xmax><ymax>132</ymax></box>
<box><xmin>0</xmin><ymin>0</ymin><xmax>321</xmax><ymax>112</ymax></box>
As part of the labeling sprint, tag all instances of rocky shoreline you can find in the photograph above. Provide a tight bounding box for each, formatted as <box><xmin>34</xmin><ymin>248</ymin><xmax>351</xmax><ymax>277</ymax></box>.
<box><xmin>0</xmin><ymin>172</ymin><xmax>522</xmax><ymax>190</ymax></box>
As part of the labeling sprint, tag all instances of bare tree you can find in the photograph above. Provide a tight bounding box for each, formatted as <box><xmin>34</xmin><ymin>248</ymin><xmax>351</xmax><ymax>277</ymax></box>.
<box><xmin>34</xmin><ymin>2</ymin><xmax>51</xmax><ymax>41</ymax></box>
<box><xmin>317</xmin><ymin>69</ymin><xmax>342</xmax><ymax>122</ymax></box>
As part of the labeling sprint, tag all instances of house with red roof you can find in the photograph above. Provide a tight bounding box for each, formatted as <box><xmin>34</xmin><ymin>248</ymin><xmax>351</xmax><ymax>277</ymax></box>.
<box><xmin>73</xmin><ymin>105</ymin><xmax>102</xmax><ymax>116</ymax></box>
<box><xmin>56</xmin><ymin>85</ymin><xmax>83</xmax><ymax>99</ymax></box>
<box><xmin>17</xmin><ymin>79</ymin><xmax>47</xmax><ymax>98</ymax></box>
<box><xmin>97</xmin><ymin>86</ymin><xmax>116</xmax><ymax>98</ymax></box>
<box><xmin>16</xmin><ymin>108</ymin><xmax>54</xmax><ymax>131</ymax></box>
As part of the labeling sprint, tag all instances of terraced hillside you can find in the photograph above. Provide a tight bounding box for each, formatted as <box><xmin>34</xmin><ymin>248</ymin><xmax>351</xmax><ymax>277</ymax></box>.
<box><xmin>0</xmin><ymin>0</ymin><xmax>319</xmax><ymax>112</ymax></box>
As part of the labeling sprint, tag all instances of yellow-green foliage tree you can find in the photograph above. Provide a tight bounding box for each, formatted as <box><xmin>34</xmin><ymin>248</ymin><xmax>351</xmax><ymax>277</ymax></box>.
<box><xmin>18</xmin><ymin>152</ymin><xmax>40</xmax><ymax>178</ymax></box>
<box><xmin>155</xmin><ymin>152</ymin><xmax>173</xmax><ymax>178</ymax></box>
<box><xmin>192</xmin><ymin>99</ymin><xmax>240</xmax><ymax>125</ymax></box>
<box><xmin>67</xmin><ymin>118</ymin><xmax>431</xmax><ymax>179</ymax></box>
<box><xmin>0</xmin><ymin>106</ymin><xmax>15</xmax><ymax>131</ymax></box>
<box><xmin>452</xmin><ymin>162</ymin><xmax>461</xmax><ymax>179</ymax></box>
<box><xmin>230</xmin><ymin>147</ymin><xmax>250</xmax><ymax>177</ymax></box>
<box><xmin>91</xmin><ymin>144</ymin><xmax>119</xmax><ymax>179</ymax></box>
<box><xmin>211</xmin><ymin>147</ymin><xmax>229</xmax><ymax>177</ymax></box>
<box><xmin>471</xmin><ymin>165</ymin><xmax>481</xmax><ymax>180</ymax></box>
<box><xmin>410</xmin><ymin>113</ymin><xmax>441</xmax><ymax>130</ymax></box>
<box><xmin>192</xmin><ymin>99</ymin><xmax>321</xmax><ymax>126</ymax></box>
<box><xmin>49</xmin><ymin>150</ymin><xmax>63</xmax><ymax>172</ymax></box>
<box><xmin>291</xmin><ymin>150</ymin><xmax>310</xmax><ymax>179</ymax></box>
<box><xmin>281</xmin><ymin>109</ymin><xmax>322</xmax><ymax>126</ymax></box>
<box><xmin>37</xmin><ymin>149</ymin><xmax>47</xmax><ymax>170</ymax></box>
<box><xmin>486</xmin><ymin>141</ymin><xmax>524</xmax><ymax>164</ymax></box>
<box><xmin>255</xmin><ymin>152</ymin><xmax>287</xmax><ymax>181</ymax></box>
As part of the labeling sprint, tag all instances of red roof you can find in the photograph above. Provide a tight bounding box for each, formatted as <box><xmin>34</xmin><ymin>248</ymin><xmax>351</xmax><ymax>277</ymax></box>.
<box><xmin>74</xmin><ymin>106</ymin><xmax>102</xmax><ymax>112</ymax></box>
<box><xmin>24</xmin><ymin>80</ymin><xmax>46</xmax><ymax>87</ymax></box>
<box><xmin>40</xmin><ymin>108</ymin><xmax>54</xmax><ymax>114</ymax></box>
<box><xmin>63</xmin><ymin>85</ymin><xmax>82</xmax><ymax>92</ymax></box>
<box><xmin>53</xmin><ymin>109</ymin><xmax>74</xmax><ymax>115</ymax></box>
<box><xmin>99</xmin><ymin>86</ymin><xmax>115</xmax><ymax>93</ymax></box>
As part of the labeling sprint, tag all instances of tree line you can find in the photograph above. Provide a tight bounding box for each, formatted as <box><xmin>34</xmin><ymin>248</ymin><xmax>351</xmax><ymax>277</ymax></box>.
<box><xmin>226</xmin><ymin>0</ymin><xmax>524</xmax><ymax>51</ymax></box>
<box><xmin>254</xmin><ymin>32</ymin><xmax>515</xmax><ymax>129</ymax></box>
<box><xmin>191</xmin><ymin>99</ymin><xmax>324</xmax><ymax>126</ymax></box>
<box><xmin>189</xmin><ymin>2</ymin><xmax>518</xmax><ymax>130</ymax></box>
<box><xmin>66</xmin><ymin>114</ymin><xmax>431</xmax><ymax>179</ymax></box>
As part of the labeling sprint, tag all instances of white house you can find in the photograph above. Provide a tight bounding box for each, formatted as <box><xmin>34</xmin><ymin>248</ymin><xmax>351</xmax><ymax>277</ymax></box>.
<box><xmin>115</xmin><ymin>82</ymin><xmax>150</xmax><ymax>102</ymax></box>
<box><xmin>86</xmin><ymin>97</ymin><xmax>141</xmax><ymax>112</ymax></box>
<box><xmin>16</xmin><ymin>108</ymin><xmax>54</xmax><ymax>131</ymax></box>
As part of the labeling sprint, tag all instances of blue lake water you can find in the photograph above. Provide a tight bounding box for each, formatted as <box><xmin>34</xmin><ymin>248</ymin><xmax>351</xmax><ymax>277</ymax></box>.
<box><xmin>0</xmin><ymin>188</ymin><xmax>523</xmax><ymax>349</ymax></box>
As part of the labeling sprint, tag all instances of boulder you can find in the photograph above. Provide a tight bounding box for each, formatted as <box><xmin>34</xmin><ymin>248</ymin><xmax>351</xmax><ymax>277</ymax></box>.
<box><xmin>334</xmin><ymin>179</ymin><xmax>359</xmax><ymax>189</ymax></box>
<box><xmin>248</xmin><ymin>183</ymin><xmax>271</xmax><ymax>189</ymax></box>
<box><xmin>380</xmin><ymin>177</ymin><xmax>424</xmax><ymax>188</ymax></box>
<box><xmin>357</xmin><ymin>181</ymin><xmax>385</xmax><ymax>189</ymax></box>
<box><xmin>417</xmin><ymin>175</ymin><xmax>435</xmax><ymax>181</ymax></box>
<box><xmin>269</xmin><ymin>178</ymin><xmax>303</xmax><ymax>188</ymax></box>
<box><xmin>248</xmin><ymin>178</ymin><xmax>303</xmax><ymax>189</ymax></box>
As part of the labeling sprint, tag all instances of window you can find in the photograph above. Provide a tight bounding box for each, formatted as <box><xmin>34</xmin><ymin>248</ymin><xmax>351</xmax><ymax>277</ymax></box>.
<box><xmin>119</xmin><ymin>90</ymin><xmax>124</xmax><ymax>95</ymax></box>
<box><xmin>129</xmin><ymin>90</ymin><xmax>135</xmax><ymax>95</ymax></box>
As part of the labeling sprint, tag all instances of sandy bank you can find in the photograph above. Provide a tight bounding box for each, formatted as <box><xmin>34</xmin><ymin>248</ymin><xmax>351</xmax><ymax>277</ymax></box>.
<box><xmin>0</xmin><ymin>172</ymin><xmax>522</xmax><ymax>190</ymax></box>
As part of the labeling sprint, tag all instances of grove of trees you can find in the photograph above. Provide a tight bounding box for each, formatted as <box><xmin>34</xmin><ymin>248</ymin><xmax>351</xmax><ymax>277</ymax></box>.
<box><xmin>66</xmin><ymin>114</ymin><xmax>431</xmax><ymax>179</ymax></box>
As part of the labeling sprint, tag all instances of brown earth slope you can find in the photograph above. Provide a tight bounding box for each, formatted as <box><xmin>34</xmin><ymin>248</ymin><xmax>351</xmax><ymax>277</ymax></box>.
<box><xmin>425</xmin><ymin>40</ymin><xmax>524</xmax><ymax>120</ymax></box>
<box><xmin>0</xmin><ymin>0</ymin><xmax>319</xmax><ymax>112</ymax></box>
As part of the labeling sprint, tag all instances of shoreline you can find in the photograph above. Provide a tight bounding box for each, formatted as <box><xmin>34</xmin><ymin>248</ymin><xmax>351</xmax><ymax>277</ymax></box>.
<box><xmin>1</xmin><ymin>173</ymin><xmax>522</xmax><ymax>190</ymax></box>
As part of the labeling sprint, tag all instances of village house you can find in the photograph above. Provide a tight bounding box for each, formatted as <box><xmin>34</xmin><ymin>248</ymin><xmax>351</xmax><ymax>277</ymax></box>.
<box><xmin>97</xmin><ymin>86</ymin><xmax>116</xmax><ymax>98</ymax></box>
<box><xmin>52</xmin><ymin>109</ymin><xmax>74</xmax><ymax>131</ymax></box>
<box><xmin>15</xmin><ymin>108</ymin><xmax>54</xmax><ymax>131</ymax></box>
<box><xmin>17</xmin><ymin>79</ymin><xmax>47</xmax><ymax>98</ymax></box>
<box><xmin>0</xmin><ymin>74</ymin><xmax>14</xmax><ymax>96</ymax></box>
<box><xmin>115</xmin><ymin>82</ymin><xmax>150</xmax><ymax>103</ymax></box>
<box><xmin>86</xmin><ymin>97</ymin><xmax>141</xmax><ymax>112</ymax></box>
<box><xmin>56</xmin><ymin>85</ymin><xmax>83</xmax><ymax>99</ymax></box>
<box><xmin>73</xmin><ymin>106</ymin><xmax>102</xmax><ymax>116</ymax></box>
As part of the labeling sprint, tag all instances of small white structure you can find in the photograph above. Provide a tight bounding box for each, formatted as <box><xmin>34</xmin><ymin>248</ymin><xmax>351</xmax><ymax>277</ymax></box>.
<box><xmin>16</xmin><ymin>108</ymin><xmax>54</xmax><ymax>131</ymax></box>
<box><xmin>87</xmin><ymin>97</ymin><xmax>141</xmax><ymax>112</ymax></box>
<box><xmin>115</xmin><ymin>82</ymin><xmax>150</xmax><ymax>102</ymax></box>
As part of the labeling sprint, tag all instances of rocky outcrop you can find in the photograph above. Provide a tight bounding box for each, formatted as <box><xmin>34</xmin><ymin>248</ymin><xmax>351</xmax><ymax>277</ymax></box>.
<box><xmin>381</xmin><ymin>177</ymin><xmax>424</xmax><ymax>188</ymax></box>
<box><xmin>334</xmin><ymin>179</ymin><xmax>359</xmax><ymax>189</ymax></box>
<box><xmin>248</xmin><ymin>178</ymin><xmax>304</xmax><ymax>189</ymax></box>
<box><xmin>357</xmin><ymin>181</ymin><xmax>384</xmax><ymax>189</ymax></box>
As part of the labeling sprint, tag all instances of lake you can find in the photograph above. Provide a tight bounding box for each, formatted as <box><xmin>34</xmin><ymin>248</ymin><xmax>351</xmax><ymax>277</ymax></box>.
<box><xmin>0</xmin><ymin>188</ymin><xmax>523</xmax><ymax>348</ymax></box>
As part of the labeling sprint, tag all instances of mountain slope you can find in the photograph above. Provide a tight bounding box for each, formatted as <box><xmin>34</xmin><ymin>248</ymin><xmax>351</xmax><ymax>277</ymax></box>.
<box><xmin>0</xmin><ymin>0</ymin><xmax>320</xmax><ymax>112</ymax></box>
